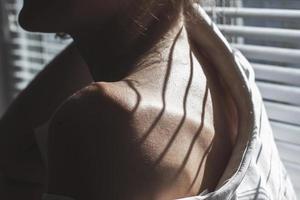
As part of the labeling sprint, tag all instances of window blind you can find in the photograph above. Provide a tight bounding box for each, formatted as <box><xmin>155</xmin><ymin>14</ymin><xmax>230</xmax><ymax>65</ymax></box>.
<box><xmin>205</xmin><ymin>0</ymin><xmax>300</xmax><ymax>197</ymax></box>
<box><xmin>2</xmin><ymin>0</ymin><xmax>70</xmax><ymax>101</ymax></box>
<box><xmin>0</xmin><ymin>1</ymin><xmax>7</xmax><ymax>116</ymax></box>
<box><xmin>0</xmin><ymin>0</ymin><xmax>299</xmax><ymax>197</ymax></box>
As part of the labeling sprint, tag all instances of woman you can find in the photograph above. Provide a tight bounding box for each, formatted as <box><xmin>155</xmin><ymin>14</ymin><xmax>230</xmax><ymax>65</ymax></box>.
<box><xmin>0</xmin><ymin>0</ymin><xmax>296</xmax><ymax>199</ymax></box>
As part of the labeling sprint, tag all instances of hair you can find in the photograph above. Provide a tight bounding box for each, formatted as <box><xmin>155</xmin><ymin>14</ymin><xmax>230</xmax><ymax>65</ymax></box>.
<box><xmin>55</xmin><ymin>0</ymin><xmax>214</xmax><ymax>39</ymax></box>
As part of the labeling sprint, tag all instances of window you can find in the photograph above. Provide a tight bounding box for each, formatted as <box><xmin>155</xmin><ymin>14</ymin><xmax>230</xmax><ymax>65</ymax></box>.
<box><xmin>0</xmin><ymin>0</ymin><xmax>70</xmax><ymax>113</ymax></box>
<box><xmin>0</xmin><ymin>0</ymin><xmax>299</xmax><ymax>197</ymax></box>
<box><xmin>205</xmin><ymin>0</ymin><xmax>300</xmax><ymax>197</ymax></box>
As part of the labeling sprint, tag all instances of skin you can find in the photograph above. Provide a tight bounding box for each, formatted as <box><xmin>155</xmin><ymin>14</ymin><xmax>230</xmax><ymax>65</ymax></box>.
<box><xmin>0</xmin><ymin>0</ymin><xmax>239</xmax><ymax>199</ymax></box>
<box><xmin>0</xmin><ymin>44</ymin><xmax>93</xmax><ymax>199</ymax></box>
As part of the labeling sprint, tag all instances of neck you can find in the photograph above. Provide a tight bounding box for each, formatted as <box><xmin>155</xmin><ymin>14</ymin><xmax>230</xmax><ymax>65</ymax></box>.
<box><xmin>70</xmin><ymin>3</ymin><xmax>184</xmax><ymax>82</ymax></box>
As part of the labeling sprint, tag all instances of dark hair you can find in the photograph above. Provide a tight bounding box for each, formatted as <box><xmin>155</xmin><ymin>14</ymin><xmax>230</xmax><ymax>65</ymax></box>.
<box><xmin>55</xmin><ymin>0</ymin><xmax>211</xmax><ymax>39</ymax></box>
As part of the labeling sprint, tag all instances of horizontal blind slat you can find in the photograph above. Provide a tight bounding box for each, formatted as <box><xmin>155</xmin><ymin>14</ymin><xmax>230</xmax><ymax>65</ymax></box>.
<box><xmin>256</xmin><ymin>82</ymin><xmax>300</xmax><ymax>106</ymax></box>
<box><xmin>11</xmin><ymin>49</ymin><xmax>55</xmax><ymax>61</ymax></box>
<box><xmin>252</xmin><ymin>63</ymin><xmax>300</xmax><ymax>86</ymax></box>
<box><xmin>204</xmin><ymin>7</ymin><xmax>300</xmax><ymax>19</ymax></box>
<box><xmin>218</xmin><ymin>25</ymin><xmax>300</xmax><ymax>42</ymax></box>
<box><xmin>264</xmin><ymin>101</ymin><xmax>300</xmax><ymax>126</ymax></box>
<box><xmin>232</xmin><ymin>44</ymin><xmax>300</xmax><ymax>64</ymax></box>
<box><xmin>271</xmin><ymin>121</ymin><xmax>300</xmax><ymax>146</ymax></box>
<box><xmin>276</xmin><ymin>141</ymin><xmax>300</xmax><ymax>165</ymax></box>
<box><xmin>11</xmin><ymin>38</ymin><xmax>67</xmax><ymax>51</ymax></box>
<box><xmin>13</xmin><ymin>70</ymin><xmax>36</xmax><ymax>81</ymax></box>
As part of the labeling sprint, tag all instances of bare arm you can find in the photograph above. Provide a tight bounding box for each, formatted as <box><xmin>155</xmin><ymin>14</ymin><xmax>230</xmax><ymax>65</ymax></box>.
<box><xmin>0</xmin><ymin>42</ymin><xmax>92</xmax><ymax>199</ymax></box>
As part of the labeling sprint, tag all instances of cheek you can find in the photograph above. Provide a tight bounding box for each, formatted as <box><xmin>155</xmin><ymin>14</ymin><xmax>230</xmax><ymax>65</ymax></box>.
<box><xmin>19</xmin><ymin>0</ymin><xmax>134</xmax><ymax>32</ymax></box>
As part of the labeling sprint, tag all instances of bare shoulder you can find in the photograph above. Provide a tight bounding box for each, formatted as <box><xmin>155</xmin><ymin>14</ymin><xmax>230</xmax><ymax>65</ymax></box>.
<box><xmin>46</xmin><ymin>82</ymin><xmax>144</xmax><ymax>198</ymax></box>
<box><xmin>49</xmin><ymin>81</ymin><xmax>138</xmax><ymax>134</ymax></box>
<box><xmin>46</xmin><ymin>81</ymin><xmax>210</xmax><ymax>199</ymax></box>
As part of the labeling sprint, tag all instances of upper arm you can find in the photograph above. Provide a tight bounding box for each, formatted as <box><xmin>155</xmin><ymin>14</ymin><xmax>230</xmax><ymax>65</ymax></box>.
<box><xmin>46</xmin><ymin>84</ymin><xmax>137</xmax><ymax>199</ymax></box>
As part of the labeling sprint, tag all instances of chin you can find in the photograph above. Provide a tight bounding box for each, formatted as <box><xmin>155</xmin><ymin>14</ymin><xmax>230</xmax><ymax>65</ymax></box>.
<box><xmin>18</xmin><ymin>7</ymin><xmax>63</xmax><ymax>33</ymax></box>
<box><xmin>18</xmin><ymin>11</ymin><xmax>38</xmax><ymax>32</ymax></box>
